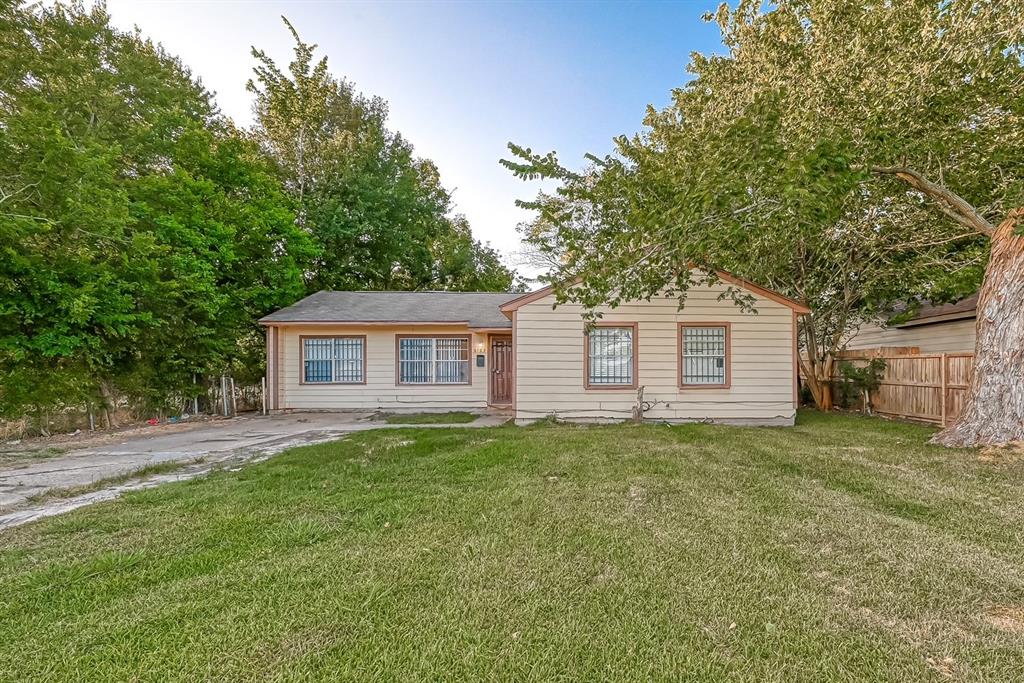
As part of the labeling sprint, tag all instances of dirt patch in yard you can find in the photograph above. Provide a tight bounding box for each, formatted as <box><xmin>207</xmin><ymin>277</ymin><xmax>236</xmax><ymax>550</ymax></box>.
<box><xmin>364</xmin><ymin>436</ymin><xmax>416</xmax><ymax>456</ymax></box>
<box><xmin>924</xmin><ymin>655</ymin><xmax>957</xmax><ymax>678</ymax></box>
<box><xmin>626</xmin><ymin>484</ymin><xmax>648</xmax><ymax>511</ymax></box>
<box><xmin>984</xmin><ymin>605</ymin><xmax>1024</xmax><ymax>634</ymax></box>
<box><xmin>977</xmin><ymin>442</ymin><xmax>1024</xmax><ymax>464</ymax></box>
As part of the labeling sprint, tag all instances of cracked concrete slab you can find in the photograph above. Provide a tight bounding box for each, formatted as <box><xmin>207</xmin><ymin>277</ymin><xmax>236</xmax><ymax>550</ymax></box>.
<box><xmin>0</xmin><ymin>412</ymin><xmax>508</xmax><ymax>530</ymax></box>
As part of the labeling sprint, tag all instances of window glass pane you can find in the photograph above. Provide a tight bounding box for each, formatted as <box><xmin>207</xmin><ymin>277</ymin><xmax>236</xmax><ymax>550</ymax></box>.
<box><xmin>398</xmin><ymin>337</ymin><xmax>470</xmax><ymax>384</ymax></box>
<box><xmin>683</xmin><ymin>327</ymin><xmax>726</xmax><ymax>384</ymax></box>
<box><xmin>399</xmin><ymin>338</ymin><xmax>434</xmax><ymax>383</ymax></box>
<box><xmin>303</xmin><ymin>338</ymin><xmax>334</xmax><ymax>383</ymax></box>
<box><xmin>334</xmin><ymin>338</ymin><xmax>363</xmax><ymax>382</ymax></box>
<box><xmin>304</xmin><ymin>337</ymin><xmax>364</xmax><ymax>383</ymax></box>
<box><xmin>588</xmin><ymin>327</ymin><xmax>633</xmax><ymax>385</ymax></box>
<box><xmin>435</xmin><ymin>338</ymin><xmax>469</xmax><ymax>383</ymax></box>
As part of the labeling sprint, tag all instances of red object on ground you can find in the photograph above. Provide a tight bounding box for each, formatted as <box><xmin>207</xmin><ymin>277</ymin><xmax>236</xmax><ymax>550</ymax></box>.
<box><xmin>146</xmin><ymin>418</ymin><xmax>159</xmax><ymax>426</ymax></box>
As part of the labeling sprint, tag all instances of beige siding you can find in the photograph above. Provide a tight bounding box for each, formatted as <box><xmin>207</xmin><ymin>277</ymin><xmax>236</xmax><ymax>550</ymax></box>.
<box><xmin>514</xmin><ymin>283</ymin><xmax>797</xmax><ymax>425</ymax></box>
<box><xmin>274</xmin><ymin>325</ymin><xmax>490</xmax><ymax>411</ymax></box>
<box><xmin>845</xmin><ymin>319</ymin><xmax>976</xmax><ymax>354</ymax></box>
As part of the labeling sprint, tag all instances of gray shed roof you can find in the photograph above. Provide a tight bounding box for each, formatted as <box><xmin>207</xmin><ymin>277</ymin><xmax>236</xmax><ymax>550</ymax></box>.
<box><xmin>895</xmin><ymin>293</ymin><xmax>978</xmax><ymax>327</ymax></box>
<box><xmin>259</xmin><ymin>291</ymin><xmax>520</xmax><ymax>328</ymax></box>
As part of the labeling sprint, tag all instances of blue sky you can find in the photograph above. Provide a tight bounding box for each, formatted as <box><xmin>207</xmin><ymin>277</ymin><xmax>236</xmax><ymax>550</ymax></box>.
<box><xmin>106</xmin><ymin>1</ymin><xmax>725</xmax><ymax>278</ymax></box>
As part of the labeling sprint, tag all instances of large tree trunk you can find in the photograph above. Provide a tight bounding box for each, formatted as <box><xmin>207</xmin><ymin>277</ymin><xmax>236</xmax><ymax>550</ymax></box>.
<box><xmin>933</xmin><ymin>210</ymin><xmax>1024</xmax><ymax>447</ymax></box>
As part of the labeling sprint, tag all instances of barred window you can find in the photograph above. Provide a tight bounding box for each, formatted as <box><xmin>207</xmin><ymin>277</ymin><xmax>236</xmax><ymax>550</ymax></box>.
<box><xmin>303</xmin><ymin>337</ymin><xmax>364</xmax><ymax>383</ymax></box>
<box><xmin>681</xmin><ymin>325</ymin><xmax>728</xmax><ymax>386</ymax></box>
<box><xmin>587</xmin><ymin>326</ymin><xmax>635</xmax><ymax>386</ymax></box>
<box><xmin>398</xmin><ymin>337</ymin><xmax>469</xmax><ymax>384</ymax></box>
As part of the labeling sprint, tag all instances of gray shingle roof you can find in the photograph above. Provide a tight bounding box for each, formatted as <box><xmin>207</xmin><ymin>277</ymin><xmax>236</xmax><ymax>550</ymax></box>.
<box><xmin>891</xmin><ymin>293</ymin><xmax>978</xmax><ymax>327</ymax></box>
<box><xmin>259</xmin><ymin>291</ymin><xmax>520</xmax><ymax>328</ymax></box>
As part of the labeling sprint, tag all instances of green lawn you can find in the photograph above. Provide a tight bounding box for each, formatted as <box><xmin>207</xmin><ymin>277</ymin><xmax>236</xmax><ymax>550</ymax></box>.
<box><xmin>2</xmin><ymin>413</ymin><xmax>1023</xmax><ymax>681</ymax></box>
<box><xmin>382</xmin><ymin>410</ymin><xmax>478</xmax><ymax>424</ymax></box>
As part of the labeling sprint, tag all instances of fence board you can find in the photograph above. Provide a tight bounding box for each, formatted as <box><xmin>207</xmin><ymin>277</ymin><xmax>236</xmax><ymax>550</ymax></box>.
<box><xmin>834</xmin><ymin>352</ymin><xmax>975</xmax><ymax>426</ymax></box>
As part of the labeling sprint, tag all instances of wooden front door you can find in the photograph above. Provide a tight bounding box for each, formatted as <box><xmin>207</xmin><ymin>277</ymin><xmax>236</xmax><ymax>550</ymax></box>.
<box><xmin>489</xmin><ymin>336</ymin><xmax>514</xmax><ymax>405</ymax></box>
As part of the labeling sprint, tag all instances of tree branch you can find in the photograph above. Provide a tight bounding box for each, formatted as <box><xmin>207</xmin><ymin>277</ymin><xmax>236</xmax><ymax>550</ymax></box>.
<box><xmin>870</xmin><ymin>166</ymin><xmax>995</xmax><ymax>237</ymax></box>
<box><xmin>0</xmin><ymin>182</ymin><xmax>37</xmax><ymax>205</ymax></box>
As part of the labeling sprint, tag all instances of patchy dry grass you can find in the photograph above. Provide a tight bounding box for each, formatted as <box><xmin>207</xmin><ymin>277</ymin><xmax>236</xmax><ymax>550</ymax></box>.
<box><xmin>21</xmin><ymin>461</ymin><xmax>190</xmax><ymax>505</ymax></box>
<box><xmin>0</xmin><ymin>445</ymin><xmax>69</xmax><ymax>467</ymax></box>
<box><xmin>1</xmin><ymin>412</ymin><xmax>1023</xmax><ymax>681</ymax></box>
<box><xmin>382</xmin><ymin>411</ymin><xmax>478</xmax><ymax>424</ymax></box>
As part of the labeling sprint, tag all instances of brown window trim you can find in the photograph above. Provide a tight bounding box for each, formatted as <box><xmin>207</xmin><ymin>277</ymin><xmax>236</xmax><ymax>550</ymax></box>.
<box><xmin>395</xmin><ymin>334</ymin><xmax>473</xmax><ymax>386</ymax></box>
<box><xmin>678</xmin><ymin>322</ymin><xmax>731</xmax><ymax>389</ymax></box>
<box><xmin>583</xmin><ymin>322</ymin><xmax>639</xmax><ymax>390</ymax></box>
<box><xmin>299</xmin><ymin>335</ymin><xmax>367</xmax><ymax>385</ymax></box>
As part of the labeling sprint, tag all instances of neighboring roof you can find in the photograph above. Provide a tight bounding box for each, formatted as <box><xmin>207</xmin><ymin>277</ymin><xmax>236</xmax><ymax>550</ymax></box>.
<box><xmin>894</xmin><ymin>293</ymin><xmax>978</xmax><ymax>328</ymax></box>
<box><xmin>499</xmin><ymin>270</ymin><xmax>812</xmax><ymax>316</ymax></box>
<box><xmin>259</xmin><ymin>291</ymin><xmax>520</xmax><ymax>328</ymax></box>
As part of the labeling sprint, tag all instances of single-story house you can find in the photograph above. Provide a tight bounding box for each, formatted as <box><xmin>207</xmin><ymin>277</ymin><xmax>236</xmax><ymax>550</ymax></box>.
<box><xmin>844</xmin><ymin>294</ymin><xmax>978</xmax><ymax>354</ymax></box>
<box><xmin>259</xmin><ymin>271</ymin><xmax>810</xmax><ymax>425</ymax></box>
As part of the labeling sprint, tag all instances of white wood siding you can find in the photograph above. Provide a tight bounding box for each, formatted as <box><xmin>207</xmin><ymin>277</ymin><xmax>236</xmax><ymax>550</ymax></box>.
<box><xmin>845</xmin><ymin>319</ymin><xmax>976</xmax><ymax>354</ymax></box>
<box><xmin>514</xmin><ymin>283</ymin><xmax>796</xmax><ymax>425</ymax></box>
<box><xmin>274</xmin><ymin>325</ymin><xmax>490</xmax><ymax>411</ymax></box>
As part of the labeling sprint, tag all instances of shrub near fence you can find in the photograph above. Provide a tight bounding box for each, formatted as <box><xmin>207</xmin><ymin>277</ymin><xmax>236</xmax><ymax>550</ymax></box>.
<box><xmin>835</xmin><ymin>350</ymin><xmax>974</xmax><ymax>426</ymax></box>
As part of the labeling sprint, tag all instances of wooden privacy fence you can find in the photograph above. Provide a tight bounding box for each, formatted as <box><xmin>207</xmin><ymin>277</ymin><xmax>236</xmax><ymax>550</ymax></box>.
<box><xmin>836</xmin><ymin>351</ymin><xmax>975</xmax><ymax>426</ymax></box>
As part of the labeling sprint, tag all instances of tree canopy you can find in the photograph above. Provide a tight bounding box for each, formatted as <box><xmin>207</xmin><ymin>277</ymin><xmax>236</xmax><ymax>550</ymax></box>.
<box><xmin>0</xmin><ymin>2</ymin><xmax>311</xmax><ymax>420</ymax></box>
<box><xmin>248</xmin><ymin>19</ymin><xmax>520</xmax><ymax>293</ymax></box>
<box><xmin>0</xmin><ymin>4</ymin><xmax>517</xmax><ymax>426</ymax></box>
<box><xmin>504</xmin><ymin>0</ymin><xmax>1022</xmax><ymax>422</ymax></box>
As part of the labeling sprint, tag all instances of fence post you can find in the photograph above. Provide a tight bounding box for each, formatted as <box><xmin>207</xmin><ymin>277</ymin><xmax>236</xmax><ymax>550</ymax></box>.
<box><xmin>221</xmin><ymin>375</ymin><xmax>229</xmax><ymax>417</ymax></box>
<box><xmin>261</xmin><ymin>376</ymin><xmax>267</xmax><ymax>416</ymax></box>
<box><xmin>940</xmin><ymin>353</ymin><xmax>947</xmax><ymax>427</ymax></box>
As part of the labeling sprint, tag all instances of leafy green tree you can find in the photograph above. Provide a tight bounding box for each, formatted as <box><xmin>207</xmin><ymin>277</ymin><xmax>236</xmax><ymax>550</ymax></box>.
<box><xmin>505</xmin><ymin>0</ymin><xmax>1022</xmax><ymax>445</ymax></box>
<box><xmin>505</xmin><ymin>134</ymin><xmax>981</xmax><ymax>414</ymax></box>
<box><xmin>0</xmin><ymin>2</ymin><xmax>310</xmax><ymax>422</ymax></box>
<box><xmin>121</xmin><ymin>126</ymin><xmax>312</xmax><ymax>408</ymax></box>
<box><xmin>248</xmin><ymin>19</ymin><xmax>517</xmax><ymax>293</ymax></box>
<box><xmin>429</xmin><ymin>215</ymin><xmax>527</xmax><ymax>292</ymax></box>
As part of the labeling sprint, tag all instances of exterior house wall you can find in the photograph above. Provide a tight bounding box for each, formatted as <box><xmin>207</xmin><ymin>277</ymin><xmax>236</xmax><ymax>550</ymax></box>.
<box><xmin>272</xmin><ymin>324</ymin><xmax>490</xmax><ymax>412</ymax></box>
<box><xmin>845</xmin><ymin>319</ymin><xmax>976</xmax><ymax>354</ymax></box>
<box><xmin>513</xmin><ymin>283</ymin><xmax>797</xmax><ymax>425</ymax></box>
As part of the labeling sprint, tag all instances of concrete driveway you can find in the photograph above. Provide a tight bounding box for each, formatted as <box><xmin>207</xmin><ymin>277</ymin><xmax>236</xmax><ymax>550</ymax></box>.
<box><xmin>0</xmin><ymin>412</ymin><xmax>505</xmax><ymax>529</ymax></box>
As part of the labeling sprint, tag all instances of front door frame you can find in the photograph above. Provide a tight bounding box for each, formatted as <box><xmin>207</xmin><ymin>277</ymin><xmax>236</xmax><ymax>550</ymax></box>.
<box><xmin>488</xmin><ymin>334</ymin><xmax>514</xmax><ymax>406</ymax></box>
